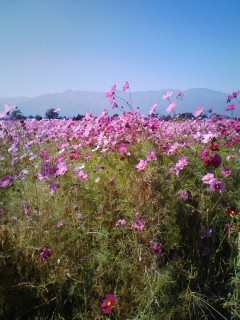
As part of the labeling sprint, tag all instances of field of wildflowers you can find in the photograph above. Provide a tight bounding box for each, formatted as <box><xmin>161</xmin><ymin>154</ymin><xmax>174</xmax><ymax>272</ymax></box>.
<box><xmin>0</xmin><ymin>85</ymin><xmax>239</xmax><ymax>320</ymax></box>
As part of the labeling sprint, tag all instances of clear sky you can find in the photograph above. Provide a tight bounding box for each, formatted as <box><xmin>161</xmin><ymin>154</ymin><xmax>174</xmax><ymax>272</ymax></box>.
<box><xmin>0</xmin><ymin>0</ymin><xmax>239</xmax><ymax>97</ymax></box>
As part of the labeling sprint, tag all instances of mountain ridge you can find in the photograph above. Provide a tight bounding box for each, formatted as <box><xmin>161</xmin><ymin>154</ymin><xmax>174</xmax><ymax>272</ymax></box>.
<box><xmin>0</xmin><ymin>88</ymin><xmax>237</xmax><ymax>117</ymax></box>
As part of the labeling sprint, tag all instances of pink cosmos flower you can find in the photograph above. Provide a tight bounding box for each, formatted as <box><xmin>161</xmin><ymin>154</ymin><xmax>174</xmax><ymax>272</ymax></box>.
<box><xmin>132</xmin><ymin>218</ymin><xmax>145</xmax><ymax>230</ymax></box>
<box><xmin>209</xmin><ymin>179</ymin><xmax>225</xmax><ymax>193</ymax></box>
<box><xmin>95</xmin><ymin>177</ymin><xmax>100</xmax><ymax>183</ymax></box>
<box><xmin>232</xmin><ymin>91</ymin><xmax>239</xmax><ymax>98</ymax></box>
<box><xmin>0</xmin><ymin>176</ymin><xmax>14</xmax><ymax>187</ymax></box>
<box><xmin>225</xmin><ymin>104</ymin><xmax>235</xmax><ymax>111</ymax></box>
<box><xmin>57</xmin><ymin>221</ymin><xmax>64</xmax><ymax>227</ymax></box>
<box><xmin>162</xmin><ymin>91</ymin><xmax>173</xmax><ymax>100</ymax></box>
<box><xmin>176</xmin><ymin>156</ymin><xmax>188</xmax><ymax>170</ymax></box>
<box><xmin>178</xmin><ymin>191</ymin><xmax>188</xmax><ymax>201</ymax></box>
<box><xmin>23</xmin><ymin>200</ymin><xmax>29</xmax><ymax>215</ymax></box>
<box><xmin>193</xmin><ymin>106</ymin><xmax>204</xmax><ymax>117</ymax></box>
<box><xmin>202</xmin><ymin>173</ymin><xmax>215</xmax><ymax>184</ymax></box>
<box><xmin>122</xmin><ymin>81</ymin><xmax>129</xmax><ymax>91</ymax></box>
<box><xmin>116</xmin><ymin>218</ymin><xmax>126</xmax><ymax>226</ymax></box>
<box><xmin>135</xmin><ymin>159</ymin><xmax>147</xmax><ymax>171</ymax></box>
<box><xmin>56</xmin><ymin>163</ymin><xmax>68</xmax><ymax>176</ymax></box>
<box><xmin>49</xmin><ymin>182</ymin><xmax>60</xmax><ymax>194</ymax></box>
<box><xmin>150</xmin><ymin>242</ymin><xmax>163</xmax><ymax>254</ymax></box>
<box><xmin>118</xmin><ymin>143</ymin><xmax>127</xmax><ymax>154</ymax></box>
<box><xmin>221</xmin><ymin>168</ymin><xmax>232</xmax><ymax>177</ymax></box>
<box><xmin>0</xmin><ymin>103</ymin><xmax>15</xmax><ymax>118</ymax></box>
<box><xmin>176</xmin><ymin>91</ymin><xmax>184</xmax><ymax>99</ymax></box>
<box><xmin>148</xmin><ymin>103</ymin><xmax>158</xmax><ymax>115</ymax></box>
<box><xmin>76</xmin><ymin>170</ymin><xmax>88</xmax><ymax>182</ymax></box>
<box><xmin>200</xmin><ymin>146</ymin><xmax>210</xmax><ymax>160</ymax></box>
<box><xmin>146</xmin><ymin>150</ymin><xmax>157</xmax><ymax>161</ymax></box>
<box><xmin>101</xmin><ymin>294</ymin><xmax>117</xmax><ymax>314</ymax></box>
<box><xmin>227</xmin><ymin>94</ymin><xmax>233</xmax><ymax>103</ymax></box>
<box><xmin>166</xmin><ymin>101</ymin><xmax>176</xmax><ymax>112</ymax></box>
<box><xmin>226</xmin><ymin>154</ymin><xmax>235</xmax><ymax>161</ymax></box>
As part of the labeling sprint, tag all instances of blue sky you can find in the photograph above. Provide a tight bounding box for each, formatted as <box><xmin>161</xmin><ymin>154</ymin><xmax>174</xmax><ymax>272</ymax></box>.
<box><xmin>0</xmin><ymin>0</ymin><xmax>239</xmax><ymax>97</ymax></box>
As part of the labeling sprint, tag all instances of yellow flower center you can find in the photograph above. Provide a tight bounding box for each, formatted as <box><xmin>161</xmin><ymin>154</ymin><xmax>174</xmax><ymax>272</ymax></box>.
<box><xmin>107</xmin><ymin>301</ymin><xmax>112</xmax><ymax>306</ymax></box>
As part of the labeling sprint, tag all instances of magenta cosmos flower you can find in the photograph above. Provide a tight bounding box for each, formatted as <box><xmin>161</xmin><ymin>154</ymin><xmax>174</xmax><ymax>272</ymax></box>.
<box><xmin>150</xmin><ymin>242</ymin><xmax>163</xmax><ymax>254</ymax></box>
<box><xmin>225</xmin><ymin>104</ymin><xmax>235</xmax><ymax>111</ymax></box>
<box><xmin>135</xmin><ymin>159</ymin><xmax>147</xmax><ymax>171</ymax></box>
<box><xmin>122</xmin><ymin>81</ymin><xmax>129</xmax><ymax>91</ymax></box>
<box><xmin>209</xmin><ymin>179</ymin><xmax>225</xmax><ymax>193</ymax></box>
<box><xmin>101</xmin><ymin>294</ymin><xmax>117</xmax><ymax>313</ymax></box>
<box><xmin>221</xmin><ymin>168</ymin><xmax>232</xmax><ymax>177</ymax></box>
<box><xmin>132</xmin><ymin>218</ymin><xmax>145</xmax><ymax>230</ymax></box>
<box><xmin>178</xmin><ymin>191</ymin><xmax>188</xmax><ymax>201</ymax></box>
<box><xmin>40</xmin><ymin>247</ymin><xmax>52</xmax><ymax>260</ymax></box>
<box><xmin>146</xmin><ymin>150</ymin><xmax>157</xmax><ymax>161</ymax></box>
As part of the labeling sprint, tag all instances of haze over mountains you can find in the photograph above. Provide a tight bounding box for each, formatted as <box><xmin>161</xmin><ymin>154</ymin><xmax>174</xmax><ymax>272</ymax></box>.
<box><xmin>0</xmin><ymin>88</ymin><xmax>237</xmax><ymax>118</ymax></box>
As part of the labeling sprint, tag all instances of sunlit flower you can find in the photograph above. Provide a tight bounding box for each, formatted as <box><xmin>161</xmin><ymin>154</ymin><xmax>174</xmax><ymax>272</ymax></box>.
<box><xmin>135</xmin><ymin>159</ymin><xmax>147</xmax><ymax>171</ymax></box>
<box><xmin>166</xmin><ymin>101</ymin><xmax>176</xmax><ymax>112</ymax></box>
<box><xmin>202</xmin><ymin>173</ymin><xmax>215</xmax><ymax>184</ymax></box>
<box><xmin>162</xmin><ymin>90</ymin><xmax>173</xmax><ymax>100</ymax></box>
<box><xmin>148</xmin><ymin>103</ymin><xmax>158</xmax><ymax>115</ymax></box>
<box><xmin>193</xmin><ymin>106</ymin><xmax>204</xmax><ymax>117</ymax></box>
<box><xmin>101</xmin><ymin>294</ymin><xmax>117</xmax><ymax>314</ymax></box>
<box><xmin>0</xmin><ymin>103</ymin><xmax>15</xmax><ymax>118</ymax></box>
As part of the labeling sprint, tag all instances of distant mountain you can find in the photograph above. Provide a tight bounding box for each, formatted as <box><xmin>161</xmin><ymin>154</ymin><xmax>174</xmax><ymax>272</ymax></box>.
<box><xmin>0</xmin><ymin>88</ymin><xmax>237</xmax><ymax>117</ymax></box>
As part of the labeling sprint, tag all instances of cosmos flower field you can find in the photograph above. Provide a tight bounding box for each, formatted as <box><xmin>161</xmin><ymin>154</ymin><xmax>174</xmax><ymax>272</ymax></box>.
<box><xmin>0</xmin><ymin>88</ymin><xmax>240</xmax><ymax>319</ymax></box>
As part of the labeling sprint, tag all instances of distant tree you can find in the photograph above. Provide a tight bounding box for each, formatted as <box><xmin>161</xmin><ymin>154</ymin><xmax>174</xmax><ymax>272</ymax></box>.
<box><xmin>160</xmin><ymin>115</ymin><xmax>172</xmax><ymax>121</ymax></box>
<box><xmin>35</xmin><ymin>115</ymin><xmax>43</xmax><ymax>120</ymax></box>
<box><xmin>73</xmin><ymin>114</ymin><xmax>84</xmax><ymax>121</ymax></box>
<box><xmin>28</xmin><ymin>115</ymin><xmax>34</xmax><ymax>119</ymax></box>
<box><xmin>45</xmin><ymin>108</ymin><xmax>59</xmax><ymax>119</ymax></box>
<box><xmin>9</xmin><ymin>107</ymin><xmax>26</xmax><ymax>120</ymax></box>
<box><xmin>178</xmin><ymin>112</ymin><xmax>194</xmax><ymax>120</ymax></box>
